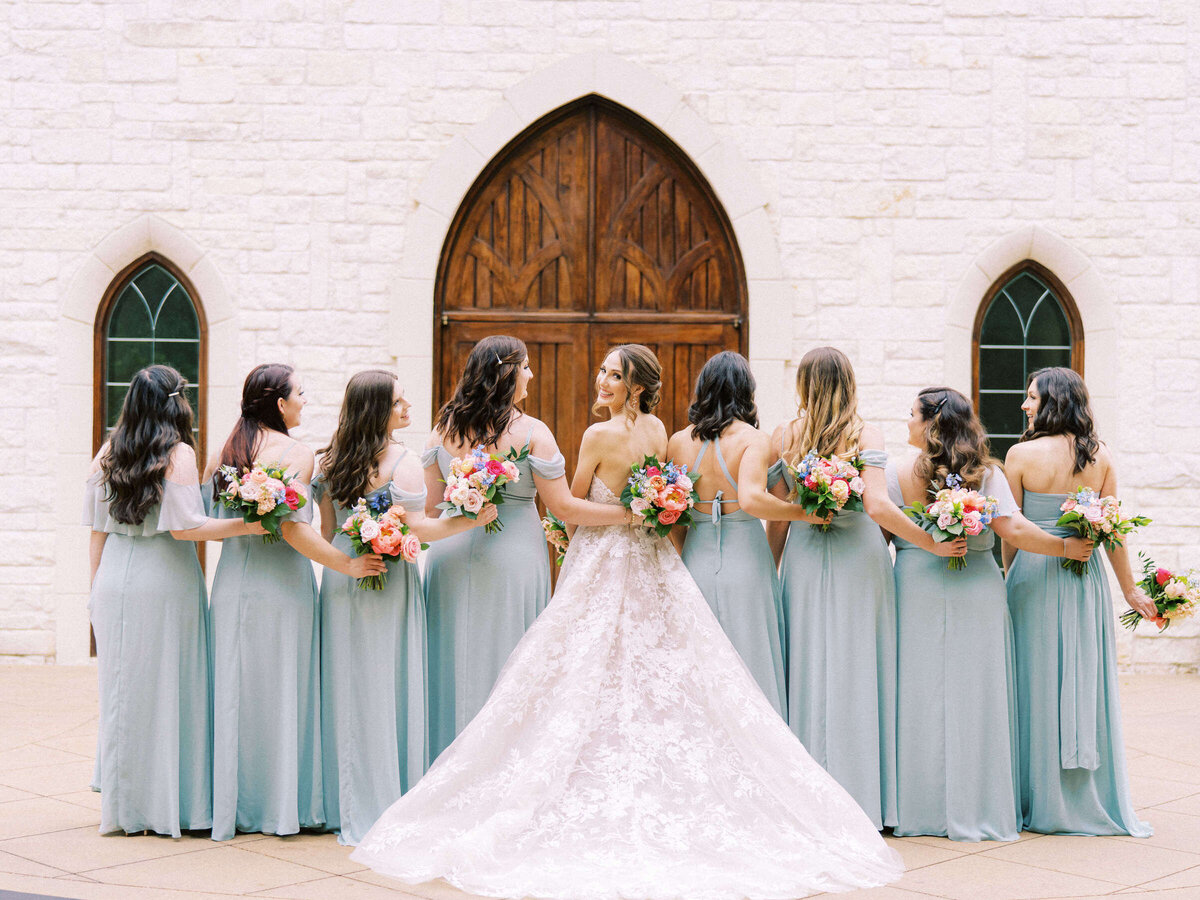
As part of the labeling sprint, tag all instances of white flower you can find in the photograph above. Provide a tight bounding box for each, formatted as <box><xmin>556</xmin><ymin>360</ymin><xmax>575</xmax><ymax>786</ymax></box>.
<box><xmin>449</xmin><ymin>485</ymin><xmax>470</xmax><ymax>507</ymax></box>
<box><xmin>630</xmin><ymin>497</ymin><xmax>651</xmax><ymax>517</ymax></box>
<box><xmin>359</xmin><ymin>518</ymin><xmax>381</xmax><ymax>541</ymax></box>
<box><xmin>463</xmin><ymin>490</ymin><xmax>485</xmax><ymax>514</ymax></box>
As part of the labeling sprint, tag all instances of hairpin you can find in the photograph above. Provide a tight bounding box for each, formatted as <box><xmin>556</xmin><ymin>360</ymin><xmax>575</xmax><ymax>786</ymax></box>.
<box><xmin>495</xmin><ymin>354</ymin><xmax>503</xmax><ymax>365</ymax></box>
<box><xmin>933</xmin><ymin>395</ymin><xmax>947</xmax><ymax>414</ymax></box>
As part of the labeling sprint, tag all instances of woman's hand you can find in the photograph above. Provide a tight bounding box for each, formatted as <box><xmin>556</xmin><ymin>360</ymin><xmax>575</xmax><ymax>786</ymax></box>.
<box><xmin>929</xmin><ymin>536</ymin><xmax>968</xmax><ymax>558</ymax></box>
<box><xmin>1124</xmin><ymin>585</ymin><xmax>1158</xmax><ymax>621</ymax></box>
<box><xmin>471</xmin><ymin>503</ymin><xmax>499</xmax><ymax>529</ymax></box>
<box><xmin>345</xmin><ymin>553</ymin><xmax>387</xmax><ymax>579</ymax></box>
<box><xmin>245</xmin><ymin>520</ymin><xmax>268</xmax><ymax>536</ymax></box>
<box><xmin>1063</xmin><ymin>537</ymin><xmax>1094</xmax><ymax>562</ymax></box>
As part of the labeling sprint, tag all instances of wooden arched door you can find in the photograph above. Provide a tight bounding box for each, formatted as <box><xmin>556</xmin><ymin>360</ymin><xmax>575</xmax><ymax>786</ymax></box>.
<box><xmin>436</xmin><ymin>96</ymin><xmax>747</xmax><ymax>477</ymax></box>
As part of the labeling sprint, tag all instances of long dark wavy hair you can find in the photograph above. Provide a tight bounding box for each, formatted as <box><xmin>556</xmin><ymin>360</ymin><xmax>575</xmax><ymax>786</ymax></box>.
<box><xmin>101</xmin><ymin>365</ymin><xmax>194</xmax><ymax>525</ymax></box>
<box><xmin>319</xmin><ymin>370</ymin><xmax>398</xmax><ymax>508</ymax></box>
<box><xmin>1020</xmin><ymin>367</ymin><xmax>1100</xmax><ymax>473</ymax></box>
<box><xmin>435</xmin><ymin>335</ymin><xmax>527</xmax><ymax>448</ymax></box>
<box><xmin>217</xmin><ymin>363</ymin><xmax>294</xmax><ymax>477</ymax></box>
<box><xmin>913</xmin><ymin>386</ymin><xmax>998</xmax><ymax>493</ymax></box>
<box><xmin>594</xmin><ymin>344</ymin><xmax>662</xmax><ymax>420</ymax></box>
<box><xmin>688</xmin><ymin>351</ymin><xmax>758</xmax><ymax>441</ymax></box>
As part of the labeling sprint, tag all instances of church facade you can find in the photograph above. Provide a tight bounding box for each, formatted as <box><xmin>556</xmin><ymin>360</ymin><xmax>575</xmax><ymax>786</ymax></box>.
<box><xmin>4</xmin><ymin>2</ymin><xmax>1197</xmax><ymax>670</ymax></box>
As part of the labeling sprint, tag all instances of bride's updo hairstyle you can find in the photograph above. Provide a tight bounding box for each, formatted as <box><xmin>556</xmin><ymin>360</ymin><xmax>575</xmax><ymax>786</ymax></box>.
<box><xmin>596</xmin><ymin>344</ymin><xmax>662</xmax><ymax>420</ymax></box>
<box><xmin>785</xmin><ymin>346</ymin><xmax>864</xmax><ymax>465</ymax></box>
<box><xmin>913</xmin><ymin>386</ymin><xmax>997</xmax><ymax>494</ymax></box>
<box><xmin>687</xmin><ymin>351</ymin><xmax>758</xmax><ymax>442</ymax></box>
<box><xmin>435</xmin><ymin>334</ymin><xmax>528</xmax><ymax>448</ymax></box>
<box><xmin>319</xmin><ymin>369</ymin><xmax>398</xmax><ymax>508</ymax></box>
<box><xmin>218</xmin><ymin>363</ymin><xmax>294</xmax><ymax>477</ymax></box>
<box><xmin>1020</xmin><ymin>366</ymin><xmax>1100</xmax><ymax>474</ymax></box>
<box><xmin>101</xmin><ymin>365</ymin><xmax>195</xmax><ymax>525</ymax></box>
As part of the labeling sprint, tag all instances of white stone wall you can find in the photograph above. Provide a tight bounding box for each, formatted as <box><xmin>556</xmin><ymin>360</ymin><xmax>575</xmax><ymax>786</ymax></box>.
<box><xmin>2</xmin><ymin>2</ymin><xmax>1197</xmax><ymax>670</ymax></box>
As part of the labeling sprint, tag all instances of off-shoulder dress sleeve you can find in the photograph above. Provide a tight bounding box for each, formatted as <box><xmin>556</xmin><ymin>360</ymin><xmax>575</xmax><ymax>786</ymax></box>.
<box><xmin>420</xmin><ymin>447</ymin><xmax>440</xmax><ymax>469</ymax></box>
<box><xmin>527</xmin><ymin>451</ymin><xmax>566</xmax><ymax>479</ymax></box>
<box><xmin>984</xmin><ymin>465</ymin><xmax>1020</xmax><ymax>518</ymax></box>
<box><xmin>157</xmin><ymin>481</ymin><xmax>208</xmax><ymax>531</ymax></box>
<box><xmin>859</xmin><ymin>449</ymin><xmax>888</xmax><ymax>469</ymax></box>
<box><xmin>766</xmin><ymin>459</ymin><xmax>787</xmax><ymax>491</ymax></box>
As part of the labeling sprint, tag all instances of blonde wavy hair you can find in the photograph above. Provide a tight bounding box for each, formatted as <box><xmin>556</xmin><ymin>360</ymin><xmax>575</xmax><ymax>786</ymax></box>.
<box><xmin>783</xmin><ymin>347</ymin><xmax>864</xmax><ymax>465</ymax></box>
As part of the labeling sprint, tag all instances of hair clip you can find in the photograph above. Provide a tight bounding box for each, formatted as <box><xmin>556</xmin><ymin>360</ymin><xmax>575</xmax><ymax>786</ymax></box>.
<box><xmin>933</xmin><ymin>396</ymin><xmax>947</xmax><ymax>414</ymax></box>
<box><xmin>495</xmin><ymin>354</ymin><xmax>504</xmax><ymax>365</ymax></box>
<box><xmin>168</xmin><ymin>390</ymin><xmax>181</xmax><ymax>398</ymax></box>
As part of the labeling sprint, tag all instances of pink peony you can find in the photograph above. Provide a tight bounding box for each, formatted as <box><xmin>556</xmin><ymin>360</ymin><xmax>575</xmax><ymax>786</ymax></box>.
<box><xmin>658</xmin><ymin>508</ymin><xmax>681</xmax><ymax>525</ymax></box>
<box><xmin>661</xmin><ymin>485</ymin><xmax>689</xmax><ymax>512</ymax></box>
<box><xmin>400</xmin><ymin>532</ymin><xmax>422</xmax><ymax>563</ymax></box>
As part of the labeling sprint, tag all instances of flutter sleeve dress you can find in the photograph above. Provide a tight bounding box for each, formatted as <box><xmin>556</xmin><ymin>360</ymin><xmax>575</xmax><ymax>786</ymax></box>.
<box><xmin>421</xmin><ymin>441</ymin><xmax>565</xmax><ymax>763</ymax></box>
<box><xmin>84</xmin><ymin>470</ymin><xmax>212</xmax><ymax>837</ymax></box>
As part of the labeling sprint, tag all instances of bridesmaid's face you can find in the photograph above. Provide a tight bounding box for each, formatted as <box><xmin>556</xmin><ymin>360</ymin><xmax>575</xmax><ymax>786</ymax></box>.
<box><xmin>1021</xmin><ymin>380</ymin><xmax>1041</xmax><ymax>427</ymax></box>
<box><xmin>388</xmin><ymin>382</ymin><xmax>411</xmax><ymax>431</ymax></box>
<box><xmin>595</xmin><ymin>351</ymin><xmax>629</xmax><ymax>413</ymax></box>
<box><xmin>906</xmin><ymin>398</ymin><xmax>927</xmax><ymax>450</ymax></box>
<box><xmin>513</xmin><ymin>357</ymin><xmax>533</xmax><ymax>404</ymax></box>
<box><xmin>279</xmin><ymin>376</ymin><xmax>306</xmax><ymax>429</ymax></box>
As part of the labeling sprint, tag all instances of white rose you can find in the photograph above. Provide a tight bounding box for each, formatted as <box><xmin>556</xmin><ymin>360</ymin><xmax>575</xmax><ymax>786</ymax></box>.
<box><xmin>463</xmin><ymin>490</ymin><xmax>485</xmax><ymax>514</ymax></box>
<box><xmin>239</xmin><ymin>483</ymin><xmax>262</xmax><ymax>502</ymax></box>
<box><xmin>630</xmin><ymin>497</ymin><xmax>651</xmax><ymax>517</ymax></box>
<box><xmin>675</xmin><ymin>475</ymin><xmax>693</xmax><ymax>492</ymax></box>
<box><xmin>359</xmin><ymin>518</ymin><xmax>381</xmax><ymax>541</ymax></box>
<box><xmin>449</xmin><ymin>485</ymin><xmax>470</xmax><ymax>507</ymax></box>
<box><xmin>1164</xmin><ymin>580</ymin><xmax>1186</xmax><ymax>600</ymax></box>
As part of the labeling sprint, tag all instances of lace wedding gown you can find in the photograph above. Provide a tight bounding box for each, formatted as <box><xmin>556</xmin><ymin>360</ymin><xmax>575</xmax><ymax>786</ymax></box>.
<box><xmin>351</xmin><ymin>479</ymin><xmax>903</xmax><ymax>900</ymax></box>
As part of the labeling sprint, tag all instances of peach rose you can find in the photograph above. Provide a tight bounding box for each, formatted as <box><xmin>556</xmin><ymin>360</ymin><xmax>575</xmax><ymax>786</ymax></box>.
<box><xmin>658</xmin><ymin>508</ymin><xmax>681</xmax><ymax>525</ymax></box>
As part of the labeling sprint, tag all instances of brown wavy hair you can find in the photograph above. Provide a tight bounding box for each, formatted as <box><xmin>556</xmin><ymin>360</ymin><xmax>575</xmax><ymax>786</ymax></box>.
<box><xmin>688</xmin><ymin>351</ymin><xmax>758</xmax><ymax>441</ymax></box>
<box><xmin>912</xmin><ymin>386</ymin><xmax>998</xmax><ymax>493</ymax></box>
<box><xmin>216</xmin><ymin>364</ymin><xmax>294</xmax><ymax>480</ymax></box>
<box><xmin>1020</xmin><ymin>367</ymin><xmax>1100</xmax><ymax>474</ymax></box>
<box><xmin>101</xmin><ymin>365</ymin><xmax>194</xmax><ymax>525</ymax></box>
<box><xmin>594</xmin><ymin>344</ymin><xmax>662</xmax><ymax>421</ymax></box>
<box><xmin>435</xmin><ymin>335</ymin><xmax>527</xmax><ymax>448</ymax></box>
<box><xmin>784</xmin><ymin>346</ymin><xmax>864</xmax><ymax>465</ymax></box>
<box><xmin>318</xmin><ymin>370</ymin><xmax>398</xmax><ymax>508</ymax></box>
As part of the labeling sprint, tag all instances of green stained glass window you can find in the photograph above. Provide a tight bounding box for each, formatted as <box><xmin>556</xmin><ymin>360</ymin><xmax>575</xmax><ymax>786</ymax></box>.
<box><xmin>977</xmin><ymin>269</ymin><xmax>1076</xmax><ymax>464</ymax></box>
<box><xmin>102</xmin><ymin>261</ymin><xmax>202</xmax><ymax>444</ymax></box>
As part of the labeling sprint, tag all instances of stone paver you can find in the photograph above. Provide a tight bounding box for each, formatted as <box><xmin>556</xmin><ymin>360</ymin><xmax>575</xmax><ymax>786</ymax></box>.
<box><xmin>1</xmin><ymin>666</ymin><xmax>1198</xmax><ymax>899</ymax></box>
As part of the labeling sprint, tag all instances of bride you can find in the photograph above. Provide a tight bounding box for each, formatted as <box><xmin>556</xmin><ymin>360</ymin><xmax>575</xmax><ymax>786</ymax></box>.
<box><xmin>352</xmin><ymin>345</ymin><xmax>903</xmax><ymax>900</ymax></box>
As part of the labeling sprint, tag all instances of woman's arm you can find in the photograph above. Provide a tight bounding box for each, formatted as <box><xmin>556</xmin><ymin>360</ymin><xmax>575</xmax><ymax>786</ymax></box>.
<box><xmin>990</xmin><ymin>514</ymin><xmax>1093</xmax><ymax>561</ymax></box>
<box><xmin>281</xmin><ymin>520</ymin><xmax>387</xmax><ymax>577</ymax></box>
<box><xmin>736</xmin><ymin>432</ymin><xmax>830</xmax><ymax>525</ymax></box>
<box><xmin>170</xmin><ymin>518</ymin><xmax>264</xmax><ymax>542</ymax></box>
<box><xmin>1000</xmin><ymin>447</ymin><xmax>1027</xmax><ymax>571</ymax></box>
<box><xmin>89</xmin><ymin>531</ymin><xmax>108</xmax><ymax>587</ymax></box>
<box><xmin>318</xmin><ymin>491</ymin><xmax>337</xmax><ymax>543</ymax></box>
<box><xmin>1098</xmin><ymin>462</ymin><xmax>1158</xmax><ymax>619</ymax></box>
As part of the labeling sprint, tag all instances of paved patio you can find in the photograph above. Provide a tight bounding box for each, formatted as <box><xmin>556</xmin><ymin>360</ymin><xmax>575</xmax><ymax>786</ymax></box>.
<box><xmin>0</xmin><ymin>667</ymin><xmax>1198</xmax><ymax>900</ymax></box>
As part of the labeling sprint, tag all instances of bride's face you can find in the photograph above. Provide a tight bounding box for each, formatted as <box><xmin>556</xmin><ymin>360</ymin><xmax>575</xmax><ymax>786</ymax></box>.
<box><xmin>595</xmin><ymin>351</ymin><xmax>629</xmax><ymax>413</ymax></box>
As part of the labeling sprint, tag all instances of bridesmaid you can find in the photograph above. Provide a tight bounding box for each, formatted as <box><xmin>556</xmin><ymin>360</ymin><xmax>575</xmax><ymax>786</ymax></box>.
<box><xmin>1003</xmin><ymin>367</ymin><xmax>1153</xmax><ymax>837</ymax></box>
<box><xmin>85</xmin><ymin>366</ymin><xmax>264</xmax><ymax>837</ymax></box>
<box><xmin>887</xmin><ymin>386</ymin><xmax>1093</xmax><ymax>841</ymax></box>
<box><xmin>315</xmin><ymin>370</ymin><xmax>496</xmax><ymax>846</ymax></box>
<box><xmin>758</xmin><ymin>347</ymin><xmax>966</xmax><ymax>830</ymax></box>
<box><xmin>423</xmin><ymin>336</ymin><xmax>633</xmax><ymax>762</ymax></box>
<box><xmin>666</xmin><ymin>351</ymin><xmax>787</xmax><ymax>716</ymax></box>
<box><xmin>204</xmin><ymin>364</ymin><xmax>385</xmax><ymax>841</ymax></box>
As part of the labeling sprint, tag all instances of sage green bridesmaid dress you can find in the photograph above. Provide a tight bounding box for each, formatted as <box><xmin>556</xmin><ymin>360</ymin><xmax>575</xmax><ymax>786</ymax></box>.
<box><xmin>778</xmin><ymin>448</ymin><xmax>897</xmax><ymax>830</ymax></box>
<box><xmin>314</xmin><ymin>453</ymin><xmax>428</xmax><ymax>846</ymax></box>
<box><xmin>422</xmin><ymin>436</ymin><xmax>565</xmax><ymax>763</ymax></box>
<box><xmin>84</xmin><ymin>471</ymin><xmax>212</xmax><ymax>837</ymax></box>
<box><xmin>888</xmin><ymin>463</ymin><xmax>1021</xmax><ymax>841</ymax></box>
<box><xmin>681</xmin><ymin>439</ymin><xmax>787</xmax><ymax>717</ymax></box>
<box><xmin>1006</xmin><ymin>490</ymin><xmax>1151</xmax><ymax>836</ymax></box>
<box><xmin>208</xmin><ymin>443</ymin><xmax>323</xmax><ymax>841</ymax></box>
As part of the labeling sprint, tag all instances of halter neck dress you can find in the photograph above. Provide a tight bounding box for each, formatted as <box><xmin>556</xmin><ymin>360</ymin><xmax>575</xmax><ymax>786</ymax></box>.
<box><xmin>84</xmin><ymin>471</ymin><xmax>212</xmax><ymax>837</ymax></box>
<box><xmin>680</xmin><ymin>437</ymin><xmax>786</xmax><ymax>716</ymax></box>
<box><xmin>313</xmin><ymin>449</ymin><xmax>429</xmax><ymax>846</ymax></box>
<box><xmin>421</xmin><ymin>433</ymin><xmax>566</xmax><ymax>763</ymax></box>
<box><xmin>887</xmin><ymin>463</ymin><xmax>1021</xmax><ymax>841</ymax></box>
<box><xmin>777</xmin><ymin>447</ymin><xmax>898</xmax><ymax>830</ymax></box>
<box><xmin>1006</xmin><ymin>489</ymin><xmax>1150</xmax><ymax>836</ymax></box>
<box><xmin>207</xmin><ymin>440</ymin><xmax>323</xmax><ymax>841</ymax></box>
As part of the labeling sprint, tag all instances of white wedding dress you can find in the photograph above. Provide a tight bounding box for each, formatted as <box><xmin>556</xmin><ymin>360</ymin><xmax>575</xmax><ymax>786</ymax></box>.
<box><xmin>352</xmin><ymin>479</ymin><xmax>903</xmax><ymax>900</ymax></box>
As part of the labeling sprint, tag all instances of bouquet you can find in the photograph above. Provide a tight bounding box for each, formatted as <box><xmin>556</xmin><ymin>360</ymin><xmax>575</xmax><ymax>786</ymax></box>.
<box><xmin>788</xmin><ymin>451</ymin><xmax>866</xmax><ymax>532</ymax></box>
<box><xmin>903</xmin><ymin>473</ymin><xmax>999</xmax><ymax>571</ymax></box>
<box><xmin>216</xmin><ymin>463</ymin><xmax>306</xmax><ymax>543</ymax></box>
<box><xmin>1120</xmin><ymin>553</ymin><xmax>1199</xmax><ymax>631</ymax></box>
<box><xmin>1056</xmin><ymin>487</ymin><xmax>1151</xmax><ymax>576</ymax></box>
<box><xmin>338</xmin><ymin>494</ymin><xmax>427</xmax><ymax>590</ymax></box>
<box><xmin>436</xmin><ymin>444</ymin><xmax>526</xmax><ymax>534</ymax></box>
<box><xmin>541</xmin><ymin>511</ymin><xmax>569</xmax><ymax>566</ymax></box>
<box><xmin>621</xmin><ymin>456</ymin><xmax>701</xmax><ymax>538</ymax></box>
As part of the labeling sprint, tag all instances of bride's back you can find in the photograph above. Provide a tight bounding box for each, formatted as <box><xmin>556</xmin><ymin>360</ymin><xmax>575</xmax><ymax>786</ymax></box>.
<box><xmin>589</xmin><ymin>413</ymin><xmax>668</xmax><ymax>497</ymax></box>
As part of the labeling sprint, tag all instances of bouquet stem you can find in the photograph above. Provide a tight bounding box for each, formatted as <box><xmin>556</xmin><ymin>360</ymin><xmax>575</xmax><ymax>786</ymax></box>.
<box><xmin>947</xmin><ymin>556</ymin><xmax>966</xmax><ymax>571</ymax></box>
<box><xmin>810</xmin><ymin>522</ymin><xmax>833</xmax><ymax>533</ymax></box>
<box><xmin>357</xmin><ymin>571</ymin><xmax>388</xmax><ymax>591</ymax></box>
<box><xmin>262</xmin><ymin>531</ymin><xmax>283</xmax><ymax>545</ymax></box>
<box><xmin>484</xmin><ymin>519</ymin><xmax>504</xmax><ymax>535</ymax></box>
<box><xmin>1060</xmin><ymin>558</ymin><xmax>1089</xmax><ymax>576</ymax></box>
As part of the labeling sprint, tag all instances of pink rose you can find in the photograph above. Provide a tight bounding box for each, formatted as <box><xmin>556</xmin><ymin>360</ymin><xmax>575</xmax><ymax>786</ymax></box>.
<box><xmin>486</xmin><ymin>459</ymin><xmax>506</xmax><ymax>477</ymax></box>
<box><xmin>658</xmin><ymin>508</ymin><xmax>681</xmax><ymax>525</ymax></box>
<box><xmin>849</xmin><ymin>476</ymin><xmax>864</xmax><ymax>495</ymax></box>
<box><xmin>936</xmin><ymin>512</ymin><xmax>954</xmax><ymax>530</ymax></box>
<box><xmin>1156</xmin><ymin>568</ymin><xmax>1173</xmax><ymax>587</ymax></box>
<box><xmin>1084</xmin><ymin>505</ymin><xmax>1104</xmax><ymax>523</ymax></box>
<box><xmin>676</xmin><ymin>474</ymin><xmax>693</xmax><ymax>491</ymax></box>
<box><xmin>962</xmin><ymin>511</ymin><xmax>983</xmax><ymax>536</ymax></box>
<box><xmin>400</xmin><ymin>532</ymin><xmax>422</xmax><ymax>563</ymax></box>
<box><xmin>463</xmin><ymin>490</ymin><xmax>485</xmax><ymax>515</ymax></box>
<box><xmin>1061</xmin><ymin>498</ymin><xmax>1077</xmax><ymax>512</ymax></box>
<box><xmin>645</xmin><ymin>466</ymin><xmax>661</xmax><ymax>478</ymax></box>
<box><xmin>284</xmin><ymin>486</ymin><xmax>299</xmax><ymax>510</ymax></box>
<box><xmin>502</xmin><ymin>460</ymin><xmax>520</xmax><ymax>481</ymax></box>
<box><xmin>249</xmin><ymin>469</ymin><xmax>269</xmax><ymax>484</ymax></box>
<box><xmin>630</xmin><ymin>497</ymin><xmax>651</xmax><ymax>517</ymax></box>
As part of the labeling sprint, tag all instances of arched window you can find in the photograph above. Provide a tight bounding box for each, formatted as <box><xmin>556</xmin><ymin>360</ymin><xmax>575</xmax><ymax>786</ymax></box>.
<box><xmin>972</xmin><ymin>260</ymin><xmax>1084</xmax><ymax>463</ymax></box>
<box><xmin>94</xmin><ymin>253</ymin><xmax>206</xmax><ymax>460</ymax></box>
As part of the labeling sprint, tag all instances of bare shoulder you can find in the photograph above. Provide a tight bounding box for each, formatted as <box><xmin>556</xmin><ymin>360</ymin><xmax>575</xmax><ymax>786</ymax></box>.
<box><xmin>645</xmin><ymin>413</ymin><xmax>668</xmax><ymax>440</ymax></box>
<box><xmin>202</xmin><ymin>450</ymin><xmax>224</xmax><ymax>482</ymax></box>
<box><xmin>858</xmin><ymin>422</ymin><xmax>884</xmax><ymax>450</ymax></box>
<box><xmin>391</xmin><ymin>451</ymin><xmax>426</xmax><ymax>493</ymax></box>
<box><xmin>288</xmin><ymin>442</ymin><xmax>317</xmax><ymax>481</ymax></box>
<box><xmin>89</xmin><ymin>442</ymin><xmax>111</xmax><ymax>475</ymax></box>
<box><xmin>768</xmin><ymin>422</ymin><xmax>789</xmax><ymax>456</ymax></box>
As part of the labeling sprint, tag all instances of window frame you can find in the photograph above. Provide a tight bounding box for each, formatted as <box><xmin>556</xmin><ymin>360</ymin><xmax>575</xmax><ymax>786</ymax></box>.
<box><xmin>971</xmin><ymin>258</ymin><xmax>1085</xmax><ymax>420</ymax></box>
<box><xmin>92</xmin><ymin>252</ymin><xmax>208</xmax><ymax>465</ymax></box>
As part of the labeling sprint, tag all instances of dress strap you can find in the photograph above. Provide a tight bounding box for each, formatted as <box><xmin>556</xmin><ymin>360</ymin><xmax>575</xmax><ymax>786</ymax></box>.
<box><xmin>386</xmin><ymin>447</ymin><xmax>409</xmax><ymax>482</ymax></box>
<box><xmin>713</xmin><ymin>439</ymin><xmax>738</xmax><ymax>491</ymax></box>
<box><xmin>694</xmin><ymin>440</ymin><xmax>709</xmax><ymax>469</ymax></box>
<box><xmin>275</xmin><ymin>438</ymin><xmax>300</xmax><ymax>467</ymax></box>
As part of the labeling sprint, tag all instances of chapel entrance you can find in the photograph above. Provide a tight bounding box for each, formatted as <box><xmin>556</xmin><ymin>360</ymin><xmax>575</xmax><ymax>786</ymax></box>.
<box><xmin>435</xmin><ymin>96</ymin><xmax>748</xmax><ymax>479</ymax></box>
